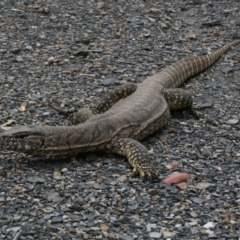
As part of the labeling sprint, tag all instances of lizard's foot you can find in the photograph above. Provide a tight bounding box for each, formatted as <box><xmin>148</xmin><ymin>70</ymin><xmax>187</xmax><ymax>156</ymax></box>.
<box><xmin>187</xmin><ymin>106</ymin><xmax>200</xmax><ymax>120</ymax></box>
<box><xmin>132</xmin><ymin>163</ymin><xmax>160</xmax><ymax>180</ymax></box>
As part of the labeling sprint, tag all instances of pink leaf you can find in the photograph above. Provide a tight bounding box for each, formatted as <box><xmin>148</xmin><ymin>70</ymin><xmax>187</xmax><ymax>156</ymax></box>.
<box><xmin>163</xmin><ymin>172</ymin><xmax>190</xmax><ymax>185</ymax></box>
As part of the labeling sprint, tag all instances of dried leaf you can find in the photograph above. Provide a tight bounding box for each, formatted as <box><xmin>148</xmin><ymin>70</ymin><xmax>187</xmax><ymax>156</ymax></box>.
<box><xmin>16</xmin><ymin>169</ymin><xmax>24</xmax><ymax>174</ymax></box>
<box><xmin>177</xmin><ymin>182</ymin><xmax>188</xmax><ymax>190</ymax></box>
<box><xmin>163</xmin><ymin>172</ymin><xmax>190</xmax><ymax>184</ymax></box>
<box><xmin>146</xmin><ymin>17</ymin><xmax>156</xmax><ymax>22</ymax></box>
<box><xmin>147</xmin><ymin>8</ymin><xmax>161</xmax><ymax>14</ymax></box>
<box><xmin>165</xmin><ymin>162</ymin><xmax>179</xmax><ymax>170</ymax></box>
<box><xmin>1</xmin><ymin>119</ymin><xmax>15</xmax><ymax>127</ymax></box>
<box><xmin>214</xmin><ymin>165</ymin><xmax>222</xmax><ymax>171</ymax></box>
<box><xmin>18</xmin><ymin>104</ymin><xmax>26</xmax><ymax>112</ymax></box>
<box><xmin>148</xmin><ymin>188</ymin><xmax>158</xmax><ymax>196</ymax></box>
<box><xmin>160</xmin><ymin>21</ymin><xmax>168</xmax><ymax>28</ymax></box>
<box><xmin>100</xmin><ymin>224</ymin><xmax>109</xmax><ymax>232</ymax></box>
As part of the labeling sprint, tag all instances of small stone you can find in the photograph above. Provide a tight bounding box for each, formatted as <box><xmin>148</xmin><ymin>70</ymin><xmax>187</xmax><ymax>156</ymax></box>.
<box><xmin>203</xmin><ymin>222</ymin><xmax>215</xmax><ymax>229</ymax></box>
<box><xmin>188</xmin><ymin>221</ymin><xmax>198</xmax><ymax>226</ymax></box>
<box><xmin>23</xmin><ymin>0</ymin><xmax>34</xmax><ymax>4</ymax></box>
<box><xmin>25</xmin><ymin>45</ymin><xmax>33</xmax><ymax>50</ymax></box>
<box><xmin>162</xmin><ymin>229</ymin><xmax>176</xmax><ymax>238</ymax></box>
<box><xmin>234</xmin><ymin>131</ymin><xmax>240</xmax><ymax>138</ymax></box>
<box><xmin>24</xmin><ymin>183</ymin><xmax>34</xmax><ymax>191</ymax></box>
<box><xmin>119</xmin><ymin>234</ymin><xmax>133</xmax><ymax>240</ymax></box>
<box><xmin>51</xmin><ymin>216</ymin><xmax>63</xmax><ymax>224</ymax></box>
<box><xmin>102</xmin><ymin>78</ymin><xmax>115</xmax><ymax>86</ymax></box>
<box><xmin>146</xmin><ymin>223</ymin><xmax>157</xmax><ymax>232</ymax></box>
<box><xmin>149</xmin><ymin>232</ymin><xmax>162</xmax><ymax>238</ymax></box>
<box><xmin>93</xmin><ymin>184</ymin><xmax>103</xmax><ymax>189</ymax></box>
<box><xmin>193</xmin><ymin>197</ymin><xmax>204</xmax><ymax>204</ymax></box>
<box><xmin>16</xmin><ymin>56</ymin><xmax>23</xmax><ymax>62</ymax></box>
<box><xmin>6</xmin><ymin>226</ymin><xmax>20</xmax><ymax>232</ymax></box>
<box><xmin>221</xmin><ymin>67</ymin><xmax>234</xmax><ymax>74</ymax></box>
<box><xmin>47</xmin><ymin>192</ymin><xmax>61</xmax><ymax>202</ymax></box>
<box><xmin>226</xmin><ymin>118</ymin><xmax>239</xmax><ymax>125</ymax></box>
<box><xmin>202</xmin><ymin>20</ymin><xmax>221</xmax><ymax>26</ymax></box>
<box><xmin>201</xmin><ymin>147</ymin><xmax>212</xmax><ymax>157</ymax></box>
<box><xmin>148</xmin><ymin>188</ymin><xmax>158</xmax><ymax>196</ymax></box>
<box><xmin>196</xmin><ymin>182</ymin><xmax>214</xmax><ymax>190</ymax></box>
<box><xmin>117</xmin><ymin>175</ymin><xmax>127</xmax><ymax>182</ymax></box>
<box><xmin>42</xmin><ymin>111</ymin><xmax>50</xmax><ymax>116</ymax></box>
<box><xmin>60</xmin><ymin>168</ymin><xmax>68</xmax><ymax>173</ymax></box>
<box><xmin>48</xmin><ymin>57</ymin><xmax>55</xmax><ymax>63</ymax></box>
<box><xmin>177</xmin><ymin>182</ymin><xmax>188</xmax><ymax>190</ymax></box>
<box><xmin>147</xmin><ymin>8</ymin><xmax>161</xmax><ymax>14</ymax></box>
<box><xmin>200</xmin><ymin>102</ymin><xmax>213</xmax><ymax>108</ymax></box>
<box><xmin>118</xmin><ymin>216</ymin><xmax>128</xmax><ymax>223</ymax></box>
<box><xmin>10</xmin><ymin>47</ymin><xmax>21</xmax><ymax>54</ymax></box>
<box><xmin>175</xmin><ymin>224</ymin><xmax>182</xmax><ymax>228</ymax></box>
<box><xmin>53</xmin><ymin>171</ymin><xmax>62</xmax><ymax>179</ymax></box>
<box><xmin>27</xmin><ymin>177</ymin><xmax>45</xmax><ymax>183</ymax></box>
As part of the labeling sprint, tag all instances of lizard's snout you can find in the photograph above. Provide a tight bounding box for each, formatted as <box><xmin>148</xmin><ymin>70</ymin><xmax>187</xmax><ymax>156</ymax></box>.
<box><xmin>0</xmin><ymin>126</ymin><xmax>45</xmax><ymax>153</ymax></box>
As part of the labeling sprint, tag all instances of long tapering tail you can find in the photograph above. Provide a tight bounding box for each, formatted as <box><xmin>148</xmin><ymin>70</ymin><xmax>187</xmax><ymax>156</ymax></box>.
<box><xmin>155</xmin><ymin>39</ymin><xmax>240</xmax><ymax>88</ymax></box>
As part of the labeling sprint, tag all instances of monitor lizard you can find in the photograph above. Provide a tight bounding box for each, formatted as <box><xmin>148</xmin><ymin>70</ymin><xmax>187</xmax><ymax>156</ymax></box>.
<box><xmin>0</xmin><ymin>39</ymin><xmax>240</xmax><ymax>179</ymax></box>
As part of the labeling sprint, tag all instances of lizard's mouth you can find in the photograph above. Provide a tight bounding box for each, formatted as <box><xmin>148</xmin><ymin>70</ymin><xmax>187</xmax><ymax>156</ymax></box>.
<box><xmin>0</xmin><ymin>125</ymin><xmax>84</xmax><ymax>157</ymax></box>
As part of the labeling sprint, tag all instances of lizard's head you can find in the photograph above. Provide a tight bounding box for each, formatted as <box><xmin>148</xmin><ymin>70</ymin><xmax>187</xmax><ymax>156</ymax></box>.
<box><xmin>0</xmin><ymin>125</ymin><xmax>92</xmax><ymax>157</ymax></box>
<box><xmin>0</xmin><ymin>126</ymin><xmax>47</xmax><ymax>155</ymax></box>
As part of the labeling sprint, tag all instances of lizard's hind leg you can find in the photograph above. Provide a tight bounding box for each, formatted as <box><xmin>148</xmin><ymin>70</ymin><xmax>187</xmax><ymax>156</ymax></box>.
<box><xmin>163</xmin><ymin>88</ymin><xmax>199</xmax><ymax>119</ymax></box>
<box><xmin>110</xmin><ymin>138</ymin><xmax>159</xmax><ymax>180</ymax></box>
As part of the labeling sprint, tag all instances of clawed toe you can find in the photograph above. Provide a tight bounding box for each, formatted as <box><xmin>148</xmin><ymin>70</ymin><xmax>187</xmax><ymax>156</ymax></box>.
<box><xmin>131</xmin><ymin>166</ymin><xmax>160</xmax><ymax>180</ymax></box>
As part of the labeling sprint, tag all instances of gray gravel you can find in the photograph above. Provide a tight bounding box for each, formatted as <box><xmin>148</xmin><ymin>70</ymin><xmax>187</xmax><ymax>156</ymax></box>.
<box><xmin>0</xmin><ymin>0</ymin><xmax>240</xmax><ymax>239</ymax></box>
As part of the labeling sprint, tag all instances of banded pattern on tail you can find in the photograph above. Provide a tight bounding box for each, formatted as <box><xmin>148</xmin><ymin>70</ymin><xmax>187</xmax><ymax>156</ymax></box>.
<box><xmin>155</xmin><ymin>39</ymin><xmax>240</xmax><ymax>88</ymax></box>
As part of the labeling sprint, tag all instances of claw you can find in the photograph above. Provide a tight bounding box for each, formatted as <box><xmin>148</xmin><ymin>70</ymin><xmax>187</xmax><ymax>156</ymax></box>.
<box><xmin>188</xmin><ymin>107</ymin><xmax>200</xmax><ymax>120</ymax></box>
<box><xmin>48</xmin><ymin>102</ymin><xmax>77</xmax><ymax>115</ymax></box>
<box><xmin>132</xmin><ymin>165</ymin><xmax>160</xmax><ymax>180</ymax></box>
<box><xmin>130</xmin><ymin>168</ymin><xmax>139</xmax><ymax>178</ymax></box>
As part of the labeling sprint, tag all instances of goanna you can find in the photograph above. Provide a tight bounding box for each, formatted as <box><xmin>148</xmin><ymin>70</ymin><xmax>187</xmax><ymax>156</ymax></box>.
<box><xmin>0</xmin><ymin>39</ymin><xmax>240</xmax><ymax>179</ymax></box>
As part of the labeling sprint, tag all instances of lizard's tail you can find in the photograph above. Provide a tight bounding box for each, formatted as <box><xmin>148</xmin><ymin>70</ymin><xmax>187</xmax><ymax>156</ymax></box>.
<box><xmin>158</xmin><ymin>39</ymin><xmax>240</xmax><ymax>88</ymax></box>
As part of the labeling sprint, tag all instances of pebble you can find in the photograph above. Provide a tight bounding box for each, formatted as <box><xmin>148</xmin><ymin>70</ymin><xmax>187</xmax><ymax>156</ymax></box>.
<box><xmin>203</xmin><ymin>222</ymin><xmax>215</xmax><ymax>229</ymax></box>
<box><xmin>149</xmin><ymin>232</ymin><xmax>162</xmax><ymax>238</ymax></box>
<box><xmin>193</xmin><ymin>197</ymin><xmax>204</xmax><ymax>204</ymax></box>
<box><xmin>102</xmin><ymin>78</ymin><xmax>116</xmax><ymax>86</ymax></box>
<box><xmin>200</xmin><ymin>102</ymin><xmax>213</xmax><ymax>108</ymax></box>
<box><xmin>196</xmin><ymin>182</ymin><xmax>214</xmax><ymax>190</ymax></box>
<box><xmin>226</xmin><ymin>118</ymin><xmax>239</xmax><ymax>125</ymax></box>
<box><xmin>61</xmin><ymin>168</ymin><xmax>68</xmax><ymax>173</ymax></box>
<box><xmin>16</xmin><ymin>56</ymin><xmax>23</xmax><ymax>62</ymax></box>
<box><xmin>48</xmin><ymin>57</ymin><xmax>55</xmax><ymax>63</ymax></box>
<box><xmin>119</xmin><ymin>235</ymin><xmax>133</xmax><ymax>240</ymax></box>
<box><xmin>162</xmin><ymin>229</ymin><xmax>176</xmax><ymax>238</ymax></box>
<box><xmin>51</xmin><ymin>216</ymin><xmax>63</xmax><ymax>224</ymax></box>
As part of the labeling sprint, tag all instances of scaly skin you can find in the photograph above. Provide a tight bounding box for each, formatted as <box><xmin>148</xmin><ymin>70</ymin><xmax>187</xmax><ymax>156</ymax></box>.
<box><xmin>1</xmin><ymin>39</ymin><xmax>240</xmax><ymax>179</ymax></box>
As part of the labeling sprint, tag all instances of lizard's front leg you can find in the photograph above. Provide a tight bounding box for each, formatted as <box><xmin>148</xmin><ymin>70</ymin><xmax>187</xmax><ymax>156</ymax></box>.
<box><xmin>109</xmin><ymin>138</ymin><xmax>159</xmax><ymax>180</ymax></box>
<box><xmin>163</xmin><ymin>88</ymin><xmax>199</xmax><ymax>119</ymax></box>
<box><xmin>50</xmin><ymin>83</ymin><xmax>137</xmax><ymax>125</ymax></box>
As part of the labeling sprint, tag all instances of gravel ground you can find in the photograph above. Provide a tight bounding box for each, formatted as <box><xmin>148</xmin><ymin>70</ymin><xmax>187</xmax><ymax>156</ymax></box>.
<box><xmin>0</xmin><ymin>0</ymin><xmax>240</xmax><ymax>239</ymax></box>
